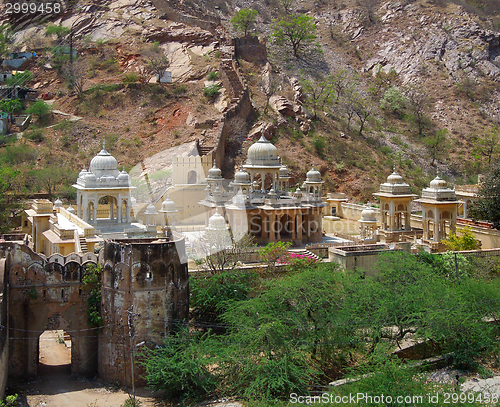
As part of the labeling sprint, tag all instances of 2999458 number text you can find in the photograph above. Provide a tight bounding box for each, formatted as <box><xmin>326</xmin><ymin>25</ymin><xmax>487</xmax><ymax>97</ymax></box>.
<box><xmin>5</xmin><ymin>2</ymin><xmax>61</xmax><ymax>14</ymax></box>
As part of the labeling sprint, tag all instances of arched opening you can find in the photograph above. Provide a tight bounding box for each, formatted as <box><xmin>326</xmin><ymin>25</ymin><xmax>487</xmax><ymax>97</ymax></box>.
<box><xmin>264</xmin><ymin>173</ymin><xmax>274</xmax><ymax>190</ymax></box>
<box><xmin>38</xmin><ymin>330</ymin><xmax>71</xmax><ymax>376</ymax></box>
<box><xmin>187</xmin><ymin>170</ymin><xmax>197</xmax><ymax>184</ymax></box>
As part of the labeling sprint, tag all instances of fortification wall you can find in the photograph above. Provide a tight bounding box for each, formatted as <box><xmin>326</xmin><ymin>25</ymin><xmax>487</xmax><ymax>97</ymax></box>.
<box><xmin>98</xmin><ymin>238</ymin><xmax>189</xmax><ymax>386</ymax></box>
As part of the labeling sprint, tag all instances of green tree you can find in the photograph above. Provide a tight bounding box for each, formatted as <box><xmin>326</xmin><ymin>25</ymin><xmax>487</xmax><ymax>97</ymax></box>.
<box><xmin>404</xmin><ymin>84</ymin><xmax>431</xmax><ymax>136</ymax></box>
<box><xmin>26</xmin><ymin>100</ymin><xmax>52</xmax><ymax>125</ymax></box>
<box><xmin>0</xmin><ymin>99</ymin><xmax>22</xmax><ymax>114</ymax></box>
<box><xmin>231</xmin><ymin>8</ymin><xmax>258</xmax><ymax>37</ymax></box>
<box><xmin>380</xmin><ymin>86</ymin><xmax>407</xmax><ymax>118</ymax></box>
<box><xmin>300</xmin><ymin>74</ymin><xmax>332</xmax><ymax>119</ymax></box>
<box><xmin>472</xmin><ymin>125</ymin><xmax>500</xmax><ymax>169</ymax></box>
<box><xmin>271</xmin><ymin>15</ymin><xmax>321</xmax><ymax>58</ymax></box>
<box><xmin>82</xmin><ymin>263</ymin><xmax>103</xmax><ymax>327</ymax></box>
<box><xmin>424</xmin><ymin>128</ymin><xmax>448</xmax><ymax>166</ymax></box>
<box><xmin>45</xmin><ymin>24</ymin><xmax>70</xmax><ymax>42</ymax></box>
<box><xmin>469</xmin><ymin>163</ymin><xmax>500</xmax><ymax>228</ymax></box>
<box><xmin>442</xmin><ymin>225</ymin><xmax>481</xmax><ymax>251</ymax></box>
<box><xmin>0</xmin><ymin>24</ymin><xmax>13</xmax><ymax>62</ymax></box>
<box><xmin>5</xmin><ymin>70</ymin><xmax>33</xmax><ymax>87</ymax></box>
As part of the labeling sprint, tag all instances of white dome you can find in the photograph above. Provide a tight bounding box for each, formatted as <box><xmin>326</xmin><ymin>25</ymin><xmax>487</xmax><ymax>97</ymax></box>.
<box><xmin>90</xmin><ymin>148</ymin><xmax>118</xmax><ymax>173</ymax></box>
<box><xmin>234</xmin><ymin>168</ymin><xmax>250</xmax><ymax>184</ymax></box>
<box><xmin>360</xmin><ymin>207</ymin><xmax>377</xmax><ymax>222</ymax></box>
<box><xmin>117</xmin><ymin>171</ymin><xmax>129</xmax><ymax>181</ymax></box>
<box><xmin>245</xmin><ymin>135</ymin><xmax>280</xmax><ymax>167</ymax></box>
<box><xmin>208</xmin><ymin>210</ymin><xmax>227</xmax><ymax>230</ymax></box>
<box><xmin>306</xmin><ymin>166</ymin><xmax>321</xmax><ymax>183</ymax></box>
<box><xmin>67</xmin><ymin>206</ymin><xmax>75</xmax><ymax>214</ymax></box>
<box><xmin>53</xmin><ymin>199</ymin><xmax>63</xmax><ymax>207</ymax></box>
<box><xmin>84</xmin><ymin>172</ymin><xmax>97</xmax><ymax>181</ymax></box>
<box><xmin>145</xmin><ymin>203</ymin><xmax>158</xmax><ymax>215</ymax></box>
<box><xmin>387</xmin><ymin>171</ymin><xmax>403</xmax><ymax>185</ymax></box>
<box><xmin>207</xmin><ymin>165</ymin><xmax>222</xmax><ymax>180</ymax></box>
<box><xmin>78</xmin><ymin>168</ymin><xmax>88</xmax><ymax>178</ymax></box>
<box><xmin>130</xmin><ymin>196</ymin><xmax>138</xmax><ymax>207</ymax></box>
<box><xmin>161</xmin><ymin>197</ymin><xmax>176</xmax><ymax>213</ymax></box>
<box><xmin>279</xmin><ymin>165</ymin><xmax>289</xmax><ymax>177</ymax></box>
<box><xmin>429</xmin><ymin>176</ymin><xmax>447</xmax><ymax>189</ymax></box>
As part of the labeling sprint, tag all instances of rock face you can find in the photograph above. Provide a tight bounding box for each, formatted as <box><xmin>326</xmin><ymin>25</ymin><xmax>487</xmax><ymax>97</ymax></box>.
<box><xmin>143</xmin><ymin>22</ymin><xmax>214</xmax><ymax>45</ymax></box>
<box><xmin>247</xmin><ymin>122</ymin><xmax>276</xmax><ymax>140</ymax></box>
<box><xmin>269</xmin><ymin>95</ymin><xmax>295</xmax><ymax>116</ymax></box>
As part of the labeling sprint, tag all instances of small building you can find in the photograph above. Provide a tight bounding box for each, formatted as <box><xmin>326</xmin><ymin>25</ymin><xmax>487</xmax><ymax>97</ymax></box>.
<box><xmin>415</xmin><ymin>176</ymin><xmax>460</xmax><ymax>250</ymax></box>
<box><xmin>373</xmin><ymin>169</ymin><xmax>418</xmax><ymax>242</ymax></box>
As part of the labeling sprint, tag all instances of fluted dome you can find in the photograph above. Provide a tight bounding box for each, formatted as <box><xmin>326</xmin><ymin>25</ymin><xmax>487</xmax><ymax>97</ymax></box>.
<box><xmin>161</xmin><ymin>197</ymin><xmax>176</xmax><ymax>213</ymax></box>
<box><xmin>429</xmin><ymin>176</ymin><xmax>447</xmax><ymax>189</ymax></box>
<box><xmin>245</xmin><ymin>135</ymin><xmax>280</xmax><ymax>167</ymax></box>
<box><xmin>387</xmin><ymin>171</ymin><xmax>403</xmax><ymax>184</ymax></box>
<box><xmin>84</xmin><ymin>172</ymin><xmax>97</xmax><ymax>182</ymax></box>
<box><xmin>207</xmin><ymin>165</ymin><xmax>222</xmax><ymax>180</ymax></box>
<box><xmin>117</xmin><ymin>171</ymin><xmax>130</xmax><ymax>181</ymax></box>
<box><xmin>78</xmin><ymin>168</ymin><xmax>87</xmax><ymax>178</ymax></box>
<box><xmin>306</xmin><ymin>166</ymin><xmax>322</xmax><ymax>183</ymax></box>
<box><xmin>360</xmin><ymin>207</ymin><xmax>377</xmax><ymax>222</ymax></box>
<box><xmin>145</xmin><ymin>203</ymin><xmax>158</xmax><ymax>215</ymax></box>
<box><xmin>234</xmin><ymin>168</ymin><xmax>250</xmax><ymax>184</ymax></box>
<box><xmin>279</xmin><ymin>165</ymin><xmax>289</xmax><ymax>177</ymax></box>
<box><xmin>207</xmin><ymin>210</ymin><xmax>227</xmax><ymax>230</ymax></box>
<box><xmin>90</xmin><ymin>148</ymin><xmax>118</xmax><ymax>173</ymax></box>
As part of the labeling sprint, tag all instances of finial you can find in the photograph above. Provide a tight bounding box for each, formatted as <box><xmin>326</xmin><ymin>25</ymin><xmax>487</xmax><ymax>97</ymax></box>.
<box><xmin>103</xmin><ymin>140</ymin><xmax>105</xmax><ymax>150</ymax></box>
<box><xmin>122</xmin><ymin>166</ymin><xmax>125</xmax><ymax>172</ymax></box>
<box><xmin>215</xmin><ymin>206</ymin><xmax>219</xmax><ymax>214</ymax></box>
<box><xmin>393</xmin><ymin>164</ymin><xmax>396</xmax><ymax>172</ymax></box>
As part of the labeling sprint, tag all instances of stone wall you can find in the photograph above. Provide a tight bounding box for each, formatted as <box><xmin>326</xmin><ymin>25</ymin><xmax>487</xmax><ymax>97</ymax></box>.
<box><xmin>98</xmin><ymin>238</ymin><xmax>189</xmax><ymax>386</ymax></box>
<box><xmin>234</xmin><ymin>37</ymin><xmax>268</xmax><ymax>63</ymax></box>
<box><xmin>1</xmin><ymin>243</ymin><xmax>99</xmax><ymax>379</ymax></box>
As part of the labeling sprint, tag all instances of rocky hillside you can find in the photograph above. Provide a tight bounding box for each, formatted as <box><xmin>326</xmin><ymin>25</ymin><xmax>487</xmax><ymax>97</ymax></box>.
<box><xmin>2</xmin><ymin>0</ymin><xmax>500</xmax><ymax>201</ymax></box>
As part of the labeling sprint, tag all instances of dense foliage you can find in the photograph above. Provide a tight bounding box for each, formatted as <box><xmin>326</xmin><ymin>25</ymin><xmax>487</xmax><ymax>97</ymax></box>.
<box><xmin>469</xmin><ymin>163</ymin><xmax>500</xmax><ymax>227</ymax></box>
<box><xmin>143</xmin><ymin>252</ymin><xmax>500</xmax><ymax>404</ymax></box>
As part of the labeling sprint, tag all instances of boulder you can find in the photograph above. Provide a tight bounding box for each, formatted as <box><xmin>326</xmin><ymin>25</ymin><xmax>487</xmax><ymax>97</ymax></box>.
<box><xmin>269</xmin><ymin>95</ymin><xmax>295</xmax><ymax>117</ymax></box>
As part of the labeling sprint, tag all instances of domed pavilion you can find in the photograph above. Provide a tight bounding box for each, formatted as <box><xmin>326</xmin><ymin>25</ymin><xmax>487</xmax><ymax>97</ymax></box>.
<box><xmin>73</xmin><ymin>143</ymin><xmax>135</xmax><ymax>226</ymax></box>
<box><xmin>203</xmin><ymin>135</ymin><xmax>325</xmax><ymax>246</ymax></box>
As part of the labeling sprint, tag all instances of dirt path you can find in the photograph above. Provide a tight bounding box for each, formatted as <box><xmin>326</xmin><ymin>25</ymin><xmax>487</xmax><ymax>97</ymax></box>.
<box><xmin>12</xmin><ymin>331</ymin><xmax>160</xmax><ymax>407</ymax></box>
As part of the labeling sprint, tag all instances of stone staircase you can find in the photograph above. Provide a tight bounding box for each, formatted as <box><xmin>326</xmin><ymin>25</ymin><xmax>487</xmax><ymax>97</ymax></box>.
<box><xmin>79</xmin><ymin>236</ymin><xmax>88</xmax><ymax>253</ymax></box>
<box><xmin>288</xmin><ymin>249</ymin><xmax>321</xmax><ymax>261</ymax></box>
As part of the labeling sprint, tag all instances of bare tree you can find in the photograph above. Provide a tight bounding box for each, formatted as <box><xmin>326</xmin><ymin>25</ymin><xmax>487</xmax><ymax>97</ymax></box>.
<box><xmin>404</xmin><ymin>84</ymin><xmax>431</xmax><ymax>136</ymax></box>
<box><xmin>63</xmin><ymin>60</ymin><xmax>87</xmax><ymax>95</ymax></box>
<box><xmin>195</xmin><ymin>231</ymin><xmax>256</xmax><ymax>275</ymax></box>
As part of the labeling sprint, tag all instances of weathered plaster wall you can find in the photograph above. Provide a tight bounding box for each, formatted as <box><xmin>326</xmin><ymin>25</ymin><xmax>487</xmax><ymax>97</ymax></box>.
<box><xmin>99</xmin><ymin>238</ymin><xmax>189</xmax><ymax>386</ymax></box>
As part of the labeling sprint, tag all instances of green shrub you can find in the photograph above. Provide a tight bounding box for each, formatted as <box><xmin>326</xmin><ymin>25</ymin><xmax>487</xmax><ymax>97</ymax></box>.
<box><xmin>123</xmin><ymin>72</ymin><xmax>140</xmax><ymax>83</ymax></box>
<box><xmin>25</xmin><ymin>128</ymin><xmax>45</xmax><ymax>142</ymax></box>
<box><xmin>190</xmin><ymin>270</ymin><xmax>258</xmax><ymax>324</ymax></box>
<box><xmin>173</xmin><ymin>84</ymin><xmax>187</xmax><ymax>95</ymax></box>
<box><xmin>207</xmin><ymin>71</ymin><xmax>220</xmax><ymax>80</ymax></box>
<box><xmin>380</xmin><ymin>86</ymin><xmax>407</xmax><ymax>117</ymax></box>
<box><xmin>203</xmin><ymin>84</ymin><xmax>221</xmax><ymax>99</ymax></box>
<box><xmin>26</xmin><ymin>100</ymin><xmax>52</xmax><ymax>125</ymax></box>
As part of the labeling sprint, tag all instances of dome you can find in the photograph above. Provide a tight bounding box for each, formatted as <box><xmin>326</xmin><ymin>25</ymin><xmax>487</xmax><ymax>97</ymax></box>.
<box><xmin>67</xmin><ymin>206</ymin><xmax>75</xmax><ymax>214</ymax></box>
<box><xmin>306</xmin><ymin>166</ymin><xmax>322</xmax><ymax>183</ymax></box>
<box><xmin>207</xmin><ymin>165</ymin><xmax>222</xmax><ymax>180</ymax></box>
<box><xmin>145</xmin><ymin>203</ymin><xmax>158</xmax><ymax>215</ymax></box>
<box><xmin>429</xmin><ymin>176</ymin><xmax>447</xmax><ymax>189</ymax></box>
<box><xmin>387</xmin><ymin>171</ymin><xmax>403</xmax><ymax>185</ymax></box>
<box><xmin>53</xmin><ymin>198</ymin><xmax>63</xmax><ymax>207</ymax></box>
<box><xmin>84</xmin><ymin>172</ymin><xmax>97</xmax><ymax>182</ymax></box>
<box><xmin>100</xmin><ymin>175</ymin><xmax>116</xmax><ymax>182</ymax></box>
<box><xmin>78</xmin><ymin>168</ymin><xmax>88</xmax><ymax>178</ymax></box>
<box><xmin>279</xmin><ymin>165</ymin><xmax>289</xmax><ymax>177</ymax></box>
<box><xmin>208</xmin><ymin>209</ymin><xmax>227</xmax><ymax>230</ymax></box>
<box><xmin>130</xmin><ymin>196</ymin><xmax>138</xmax><ymax>207</ymax></box>
<box><xmin>161</xmin><ymin>197</ymin><xmax>176</xmax><ymax>213</ymax></box>
<box><xmin>360</xmin><ymin>207</ymin><xmax>377</xmax><ymax>222</ymax></box>
<box><xmin>245</xmin><ymin>135</ymin><xmax>280</xmax><ymax>167</ymax></box>
<box><xmin>234</xmin><ymin>168</ymin><xmax>250</xmax><ymax>184</ymax></box>
<box><xmin>117</xmin><ymin>171</ymin><xmax>129</xmax><ymax>181</ymax></box>
<box><xmin>90</xmin><ymin>147</ymin><xmax>118</xmax><ymax>173</ymax></box>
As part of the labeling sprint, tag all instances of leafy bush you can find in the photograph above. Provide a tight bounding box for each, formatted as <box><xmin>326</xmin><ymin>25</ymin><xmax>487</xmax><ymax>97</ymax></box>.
<box><xmin>203</xmin><ymin>84</ymin><xmax>221</xmax><ymax>99</ymax></box>
<box><xmin>26</xmin><ymin>100</ymin><xmax>52</xmax><ymax>125</ymax></box>
<box><xmin>142</xmin><ymin>330</ymin><xmax>219</xmax><ymax>401</ymax></box>
<box><xmin>123</xmin><ymin>72</ymin><xmax>140</xmax><ymax>83</ymax></box>
<box><xmin>380</xmin><ymin>86</ymin><xmax>407</xmax><ymax>117</ymax></box>
<box><xmin>206</xmin><ymin>71</ymin><xmax>220</xmax><ymax>80</ymax></box>
<box><xmin>25</xmin><ymin>128</ymin><xmax>44</xmax><ymax>142</ymax></box>
<box><xmin>190</xmin><ymin>270</ymin><xmax>258</xmax><ymax>324</ymax></box>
